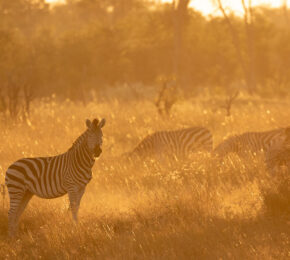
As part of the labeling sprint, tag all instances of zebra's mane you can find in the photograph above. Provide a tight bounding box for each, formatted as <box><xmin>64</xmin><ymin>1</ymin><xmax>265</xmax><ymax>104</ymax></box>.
<box><xmin>69</xmin><ymin>130</ymin><xmax>89</xmax><ymax>151</ymax></box>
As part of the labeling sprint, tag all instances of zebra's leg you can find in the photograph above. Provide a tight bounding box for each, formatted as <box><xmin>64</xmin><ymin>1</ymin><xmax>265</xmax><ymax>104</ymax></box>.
<box><xmin>68</xmin><ymin>186</ymin><xmax>86</xmax><ymax>223</ymax></box>
<box><xmin>16</xmin><ymin>191</ymin><xmax>33</xmax><ymax>222</ymax></box>
<box><xmin>7</xmin><ymin>190</ymin><xmax>33</xmax><ymax>237</ymax></box>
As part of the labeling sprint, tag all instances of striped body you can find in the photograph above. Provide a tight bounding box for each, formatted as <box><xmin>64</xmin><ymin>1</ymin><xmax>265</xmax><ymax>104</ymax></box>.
<box><xmin>265</xmin><ymin>128</ymin><xmax>290</xmax><ymax>174</ymax></box>
<box><xmin>6</xmin><ymin>148</ymin><xmax>94</xmax><ymax>199</ymax></box>
<box><xmin>213</xmin><ymin>128</ymin><xmax>286</xmax><ymax>157</ymax></box>
<box><xmin>5</xmin><ymin>118</ymin><xmax>105</xmax><ymax>236</ymax></box>
<box><xmin>129</xmin><ymin>127</ymin><xmax>213</xmax><ymax>159</ymax></box>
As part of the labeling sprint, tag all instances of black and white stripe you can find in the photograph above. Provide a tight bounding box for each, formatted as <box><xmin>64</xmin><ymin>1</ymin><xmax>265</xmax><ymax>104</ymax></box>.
<box><xmin>5</xmin><ymin>118</ymin><xmax>105</xmax><ymax>236</ymax></box>
<box><xmin>128</xmin><ymin>127</ymin><xmax>213</xmax><ymax>160</ymax></box>
<box><xmin>213</xmin><ymin>128</ymin><xmax>287</xmax><ymax>157</ymax></box>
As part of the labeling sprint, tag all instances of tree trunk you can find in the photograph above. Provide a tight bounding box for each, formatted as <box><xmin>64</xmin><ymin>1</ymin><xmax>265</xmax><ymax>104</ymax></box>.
<box><xmin>216</xmin><ymin>0</ymin><xmax>256</xmax><ymax>94</ymax></box>
<box><xmin>282</xmin><ymin>0</ymin><xmax>289</xmax><ymax>24</ymax></box>
<box><xmin>173</xmin><ymin>0</ymin><xmax>190</xmax><ymax>87</ymax></box>
<box><xmin>241</xmin><ymin>0</ymin><xmax>256</xmax><ymax>94</ymax></box>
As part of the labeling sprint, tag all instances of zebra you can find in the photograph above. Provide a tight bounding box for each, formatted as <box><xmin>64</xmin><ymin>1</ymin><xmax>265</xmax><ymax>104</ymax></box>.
<box><xmin>5</xmin><ymin>118</ymin><xmax>106</xmax><ymax>236</ymax></box>
<box><xmin>213</xmin><ymin>127</ymin><xmax>287</xmax><ymax>158</ymax></box>
<box><xmin>265</xmin><ymin>127</ymin><xmax>290</xmax><ymax>174</ymax></box>
<box><xmin>126</xmin><ymin>127</ymin><xmax>213</xmax><ymax>161</ymax></box>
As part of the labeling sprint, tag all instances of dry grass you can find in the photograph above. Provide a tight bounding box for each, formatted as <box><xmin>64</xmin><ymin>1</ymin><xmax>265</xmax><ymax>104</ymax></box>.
<box><xmin>0</xmin><ymin>90</ymin><xmax>289</xmax><ymax>259</ymax></box>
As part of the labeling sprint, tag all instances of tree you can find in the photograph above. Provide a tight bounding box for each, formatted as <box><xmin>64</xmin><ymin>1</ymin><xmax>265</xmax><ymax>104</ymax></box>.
<box><xmin>282</xmin><ymin>0</ymin><xmax>289</xmax><ymax>23</ymax></box>
<box><xmin>241</xmin><ymin>0</ymin><xmax>256</xmax><ymax>93</ymax></box>
<box><xmin>214</xmin><ymin>0</ymin><xmax>256</xmax><ymax>93</ymax></box>
<box><xmin>173</xmin><ymin>0</ymin><xmax>191</xmax><ymax>87</ymax></box>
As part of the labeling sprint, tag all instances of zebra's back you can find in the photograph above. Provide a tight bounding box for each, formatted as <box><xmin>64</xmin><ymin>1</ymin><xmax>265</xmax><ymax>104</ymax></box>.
<box><xmin>131</xmin><ymin>127</ymin><xmax>212</xmax><ymax>159</ymax></box>
<box><xmin>213</xmin><ymin>128</ymin><xmax>286</xmax><ymax>157</ymax></box>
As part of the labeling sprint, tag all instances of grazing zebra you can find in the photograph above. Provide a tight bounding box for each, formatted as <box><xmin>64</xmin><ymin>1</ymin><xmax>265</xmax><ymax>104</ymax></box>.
<box><xmin>265</xmin><ymin>127</ymin><xmax>290</xmax><ymax>174</ymax></box>
<box><xmin>5</xmin><ymin>118</ymin><xmax>106</xmax><ymax>236</ymax></box>
<box><xmin>213</xmin><ymin>127</ymin><xmax>287</xmax><ymax>158</ymax></box>
<box><xmin>127</xmin><ymin>127</ymin><xmax>213</xmax><ymax>160</ymax></box>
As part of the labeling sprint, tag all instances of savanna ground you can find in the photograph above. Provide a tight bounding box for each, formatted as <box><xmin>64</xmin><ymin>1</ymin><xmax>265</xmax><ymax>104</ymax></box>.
<box><xmin>0</xmin><ymin>88</ymin><xmax>289</xmax><ymax>259</ymax></box>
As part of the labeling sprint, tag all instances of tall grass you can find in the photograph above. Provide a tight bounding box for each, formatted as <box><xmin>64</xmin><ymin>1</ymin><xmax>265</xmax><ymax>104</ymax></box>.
<box><xmin>0</xmin><ymin>90</ymin><xmax>289</xmax><ymax>259</ymax></box>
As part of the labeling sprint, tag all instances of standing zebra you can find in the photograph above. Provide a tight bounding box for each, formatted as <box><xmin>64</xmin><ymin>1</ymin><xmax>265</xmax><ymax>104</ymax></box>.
<box><xmin>5</xmin><ymin>118</ymin><xmax>106</xmax><ymax>236</ymax></box>
<box><xmin>213</xmin><ymin>127</ymin><xmax>287</xmax><ymax>158</ymax></box>
<box><xmin>127</xmin><ymin>127</ymin><xmax>213</xmax><ymax>160</ymax></box>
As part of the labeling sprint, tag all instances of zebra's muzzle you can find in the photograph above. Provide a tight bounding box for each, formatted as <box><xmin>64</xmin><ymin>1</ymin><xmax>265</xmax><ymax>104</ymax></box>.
<box><xmin>94</xmin><ymin>147</ymin><xmax>102</xmax><ymax>158</ymax></box>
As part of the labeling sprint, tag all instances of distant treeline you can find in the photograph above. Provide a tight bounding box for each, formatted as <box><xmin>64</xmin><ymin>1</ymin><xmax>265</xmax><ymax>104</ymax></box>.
<box><xmin>0</xmin><ymin>0</ymin><xmax>290</xmax><ymax>101</ymax></box>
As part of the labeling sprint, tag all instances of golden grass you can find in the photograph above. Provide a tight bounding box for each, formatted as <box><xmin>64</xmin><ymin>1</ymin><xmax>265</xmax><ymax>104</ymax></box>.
<box><xmin>0</xmin><ymin>91</ymin><xmax>289</xmax><ymax>259</ymax></box>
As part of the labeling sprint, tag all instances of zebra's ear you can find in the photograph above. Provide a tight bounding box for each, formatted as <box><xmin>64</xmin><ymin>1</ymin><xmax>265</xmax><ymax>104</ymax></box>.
<box><xmin>99</xmin><ymin>118</ymin><xmax>106</xmax><ymax>128</ymax></box>
<box><xmin>86</xmin><ymin>119</ymin><xmax>92</xmax><ymax>128</ymax></box>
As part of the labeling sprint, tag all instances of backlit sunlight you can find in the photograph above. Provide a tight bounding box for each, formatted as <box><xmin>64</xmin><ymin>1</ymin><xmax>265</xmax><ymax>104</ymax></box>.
<box><xmin>1</xmin><ymin>0</ymin><xmax>289</xmax><ymax>259</ymax></box>
<box><xmin>162</xmin><ymin>0</ymin><xmax>285</xmax><ymax>16</ymax></box>
<box><xmin>45</xmin><ymin>0</ymin><xmax>286</xmax><ymax>16</ymax></box>
<box><xmin>45</xmin><ymin>0</ymin><xmax>65</xmax><ymax>4</ymax></box>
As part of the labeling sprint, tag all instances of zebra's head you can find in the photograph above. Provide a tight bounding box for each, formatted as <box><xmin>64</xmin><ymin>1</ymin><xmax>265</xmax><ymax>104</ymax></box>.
<box><xmin>85</xmin><ymin>118</ymin><xmax>106</xmax><ymax>158</ymax></box>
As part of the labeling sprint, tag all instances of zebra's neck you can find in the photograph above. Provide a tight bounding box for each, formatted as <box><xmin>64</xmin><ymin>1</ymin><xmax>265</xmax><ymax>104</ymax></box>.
<box><xmin>70</xmin><ymin>130</ymin><xmax>89</xmax><ymax>149</ymax></box>
<box><xmin>68</xmin><ymin>130</ymin><xmax>95</xmax><ymax>167</ymax></box>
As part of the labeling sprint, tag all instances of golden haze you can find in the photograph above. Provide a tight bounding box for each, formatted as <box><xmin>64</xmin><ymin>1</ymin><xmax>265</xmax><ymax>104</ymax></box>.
<box><xmin>0</xmin><ymin>91</ymin><xmax>289</xmax><ymax>258</ymax></box>
<box><xmin>0</xmin><ymin>0</ymin><xmax>290</xmax><ymax>259</ymax></box>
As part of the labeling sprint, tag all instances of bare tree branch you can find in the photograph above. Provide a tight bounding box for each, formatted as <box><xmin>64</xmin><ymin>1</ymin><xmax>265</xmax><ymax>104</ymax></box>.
<box><xmin>221</xmin><ymin>90</ymin><xmax>239</xmax><ymax>116</ymax></box>
<box><xmin>215</xmin><ymin>0</ymin><xmax>256</xmax><ymax>94</ymax></box>
<box><xmin>215</xmin><ymin>0</ymin><xmax>247</xmax><ymax>84</ymax></box>
<box><xmin>155</xmin><ymin>78</ymin><xmax>178</xmax><ymax>117</ymax></box>
<box><xmin>173</xmin><ymin>0</ymin><xmax>190</xmax><ymax>87</ymax></box>
<box><xmin>7</xmin><ymin>75</ymin><xmax>21</xmax><ymax>119</ymax></box>
<box><xmin>282</xmin><ymin>0</ymin><xmax>289</xmax><ymax>24</ymax></box>
<box><xmin>23</xmin><ymin>83</ymin><xmax>34</xmax><ymax>116</ymax></box>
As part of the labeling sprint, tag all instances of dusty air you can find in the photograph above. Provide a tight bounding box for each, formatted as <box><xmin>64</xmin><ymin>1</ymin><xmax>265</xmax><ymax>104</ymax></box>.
<box><xmin>0</xmin><ymin>0</ymin><xmax>289</xmax><ymax>259</ymax></box>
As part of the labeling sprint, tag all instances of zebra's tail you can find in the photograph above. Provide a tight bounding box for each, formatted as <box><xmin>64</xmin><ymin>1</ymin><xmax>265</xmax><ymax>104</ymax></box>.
<box><xmin>0</xmin><ymin>183</ymin><xmax>5</xmax><ymax>193</ymax></box>
<box><xmin>1</xmin><ymin>183</ymin><xmax>6</xmax><ymax>209</ymax></box>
